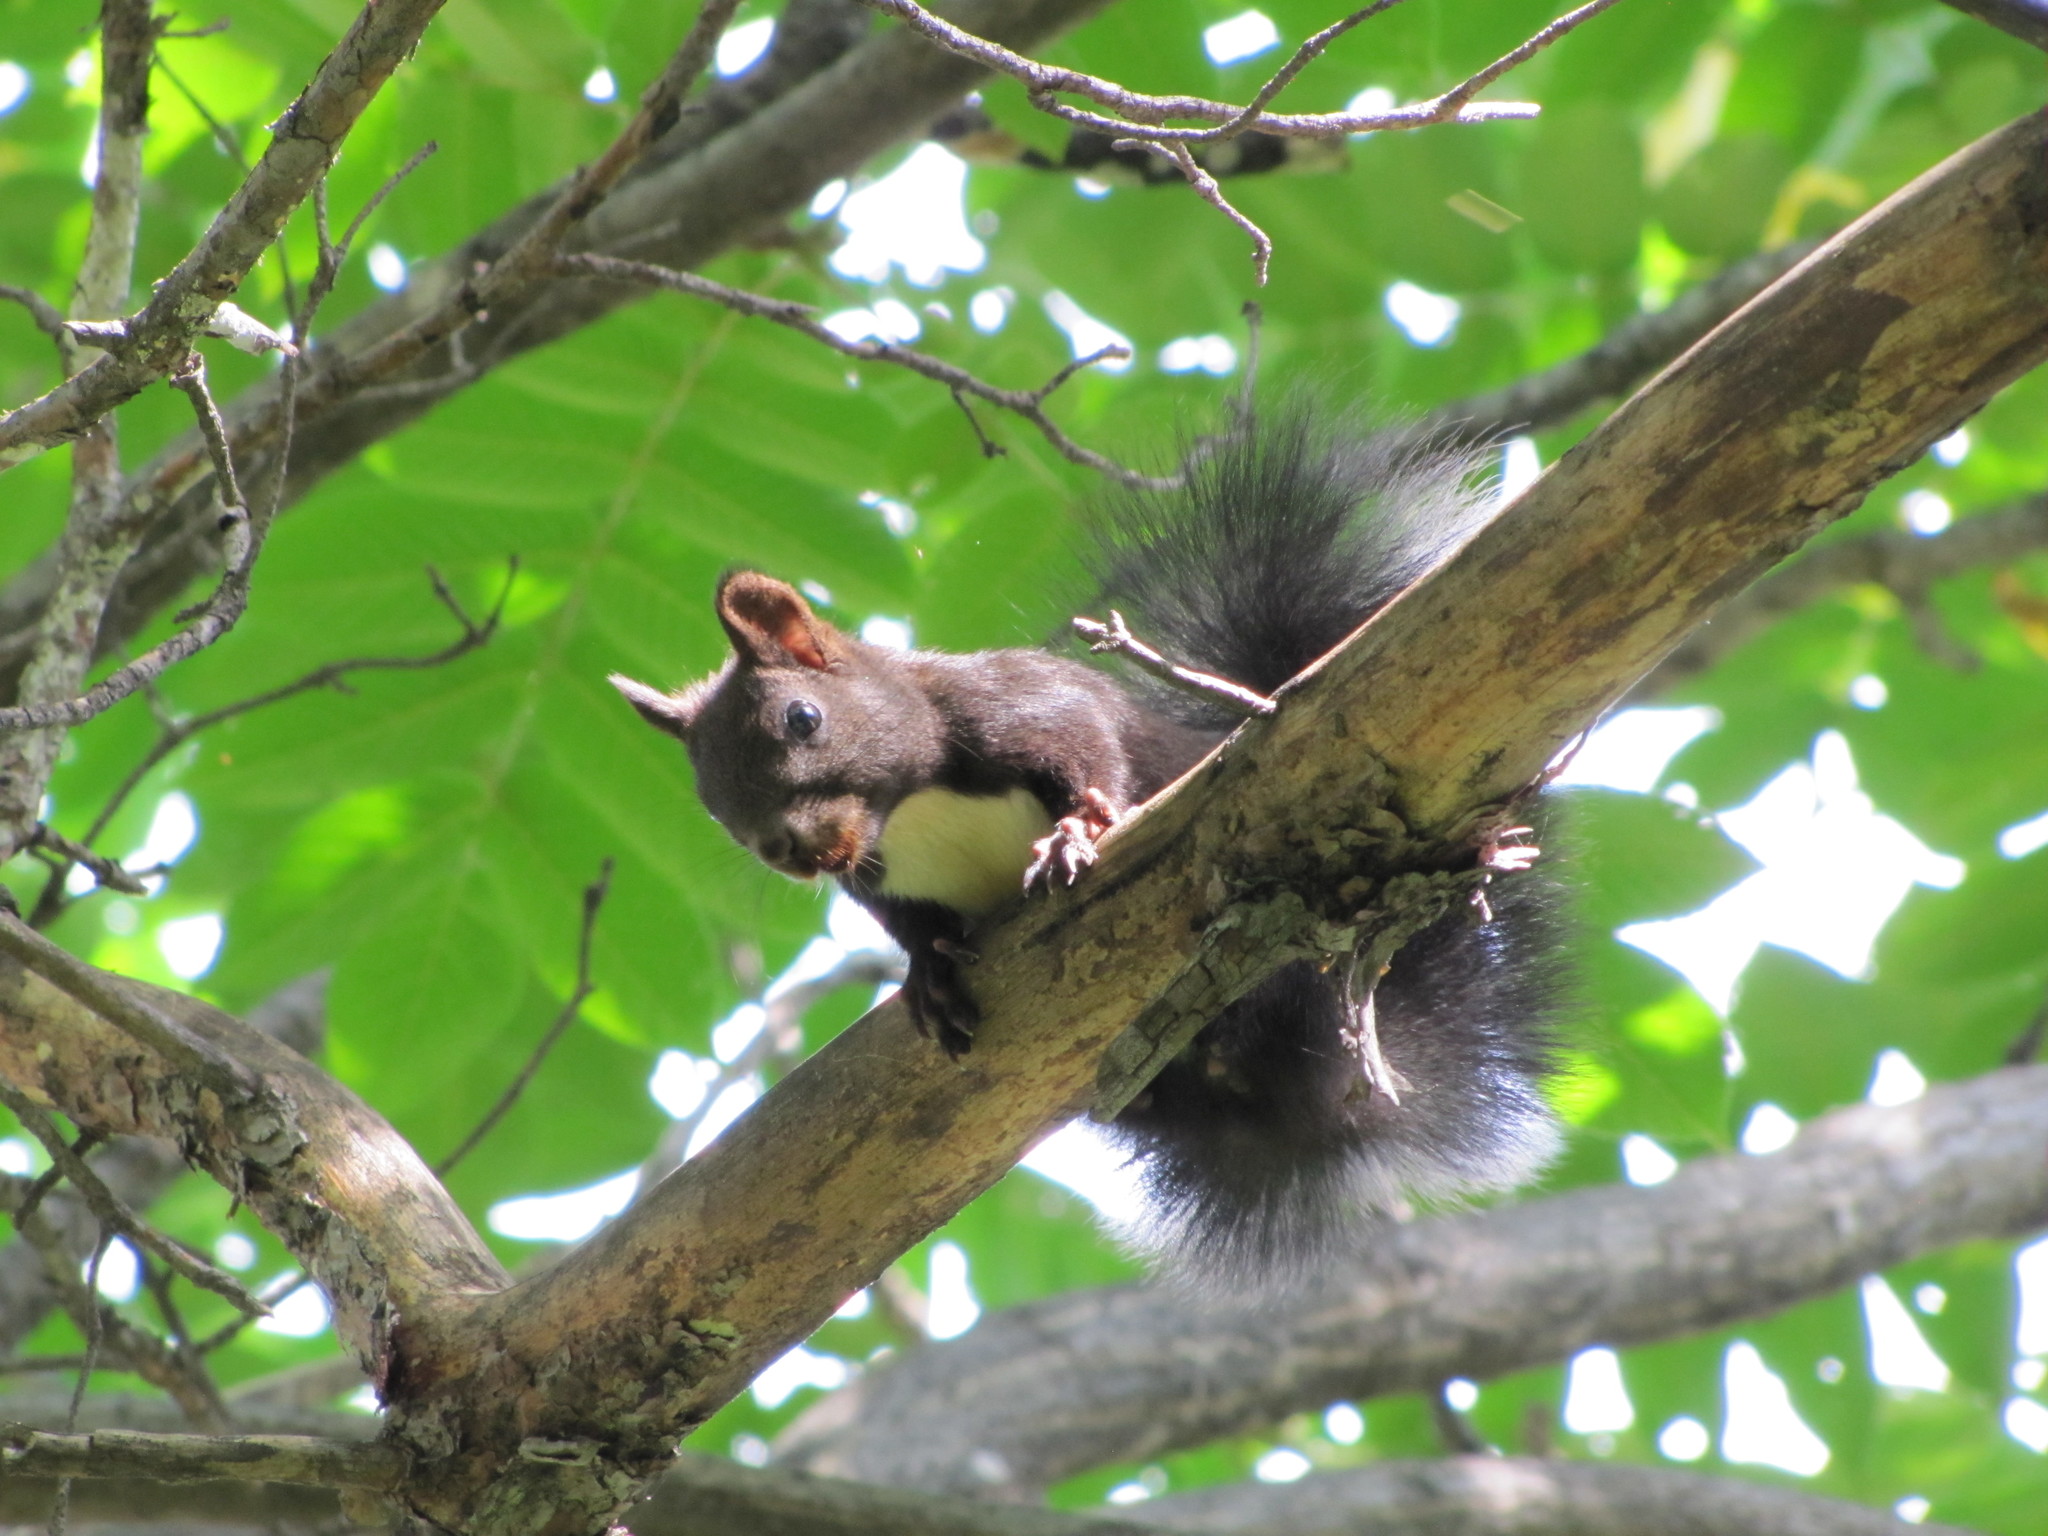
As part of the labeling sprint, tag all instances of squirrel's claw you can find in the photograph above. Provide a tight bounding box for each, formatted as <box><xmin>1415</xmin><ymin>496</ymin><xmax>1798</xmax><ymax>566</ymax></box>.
<box><xmin>905</xmin><ymin>944</ymin><xmax>980</xmax><ymax>1058</ymax></box>
<box><xmin>1025</xmin><ymin>789</ymin><xmax>1123</xmax><ymax>892</ymax></box>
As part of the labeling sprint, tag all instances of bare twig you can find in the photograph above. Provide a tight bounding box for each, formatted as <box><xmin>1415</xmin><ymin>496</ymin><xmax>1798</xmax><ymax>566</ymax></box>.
<box><xmin>0</xmin><ymin>0</ymin><xmax>1103</xmax><ymax>678</ymax></box>
<box><xmin>435</xmin><ymin>860</ymin><xmax>615</xmax><ymax>1177</ymax></box>
<box><xmin>310</xmin><ymin>141</ymin><xmax>441</xmax><ymax>321</ymax></box>
<box><xmin>0</xmin><ymin>1182</ymin><xmax>232</xmax><ymax>1429</ymax></box>
<box><xmin>0</xmin><ymin>284</ymin><xmax>68</xmax><ymax>350</ymax></box>
<box><xmin>558</xmin><ymin>254</ymin><xmax>1171</xmax><ymax>488</ymax></box>
<box><xmin>0</xmin><ymin>155</ymin><xmax>474</xmax><ymax>751</ymax></box>
<box><xmin>137</xmin><ymin>1255</ymin><xmax>231</xmax><ymax>1427</ymax></box>
<box><xmin>0</xmin><ymin>1082</ymin><xmax>264</xmax><ymax>1317</ymax></box>
<box><xmin>852</xmin><ymin>0</ymin><xmax>1603</xmax><ymax>146</ymax></box>
<box><xmin>1434</xmin><ymin>0</ymin><xmax>1627</xmax><ymax>118</ymax></box>
<box><xmin>166</xmin><ymin>352</ymin><xmax>246</xmax><ymax>514</ymax></box>
<box><xmin>1073</xmin><ymin>610</ymin><xmax>1278</xmax><ymax>716</ymax></box>
<box><xmin>48</xmin><ymin>1238</ymin><xmax>112</xmax><ymax>1536</ymax></box>
<box><xmin>239</xmin><ymin>0</ymin><xmax>746</xmax><ymax>470</ymax></box>
<box><xmin>1119</xmin><ymin>139</ymin><xmax>1274</xmax><ymax>282</ymax></box>
<box><xmin>948</xmin><ymin>387</ymin><xmax>1005</xmax><ymax>460</ymax></box>
<box><xmin>24</xmin><ymin>826</ymin><xmax>145</xmax><ymax>897</ymax></box>
<box><xmin>193</xmin><ymin>1271</ymin><xmax>317</xmax><ymax>1357</ymax></box>
<box><xmin>0</xmin><ymin>0</ymin><xmax>158</xmax><ymax>860</ymax></box>
<box><xmin>1222</xmin><ymin>2</ymin><xmax>1409</xmax><ymax>134</ymax></box>
<box><xmin>25</xmin><ymin>560</ymin><xmax>512</xmax><ymax>929</ymax></box>
<box><xmin>6</xmin><ymin>1131</ymin><xmax>106</xmax><ymax>1232</ymax></box>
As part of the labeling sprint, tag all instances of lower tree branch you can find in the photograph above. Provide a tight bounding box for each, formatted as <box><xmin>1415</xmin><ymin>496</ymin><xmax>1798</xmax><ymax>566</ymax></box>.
<box><xmin>1139</xmin><ymin>1457</ymin><xmax>1979</xmax><ymax>1536</ymax></box>
<box><xmin>777</xmin><ymin>1065</ymin><xmax>2048</xmax><ymax>1494</ymax></box>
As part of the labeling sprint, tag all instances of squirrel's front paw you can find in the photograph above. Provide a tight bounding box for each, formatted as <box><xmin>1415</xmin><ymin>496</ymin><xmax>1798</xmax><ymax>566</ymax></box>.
<box><xmin>1024</xmin><ymin>788</ymin><xmax>1123</xmax><ymax>892</ymax></box>
<box><xmin>904</xmin><ymin>944</ymin><xmax>981</xmax><ymax>1059</ymax></box>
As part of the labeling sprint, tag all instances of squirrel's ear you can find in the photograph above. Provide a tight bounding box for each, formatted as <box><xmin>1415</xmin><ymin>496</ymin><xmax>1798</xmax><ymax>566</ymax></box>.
<box><xmin>715</xmin><ymin>571</ymin><xmax>844</xmax><ymax>672</ymax></box>
<box><xmin>609</xmin><ymin>673</ymin><xmax>712</xmax><ymax>739</ymax></box>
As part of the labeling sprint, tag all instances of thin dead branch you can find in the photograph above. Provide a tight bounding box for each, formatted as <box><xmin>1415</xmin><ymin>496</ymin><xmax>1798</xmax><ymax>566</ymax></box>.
<box><xmin>0</xmin><ymin>1426</ymin><xmax>406</xmax><ymax>1492</ymax></box>
<box><xmin>556</xmin><ymin>253</ymin><xmax>1170</xmax><ymax>487</ymax></box>
<box><xmin>166</xmin><ymin>352</ymin><xmax>246</xmax><ymax>515</ymax></box>
<box><xmin>26</xmin><ymin>561</ymin><xmax>513</xmax><ymax>928</ymax></box>
<box><xmin>1073</xmin><ymin>610</ymin><xmax>1278</xmax><ymax>716</ymax></box>
<box><xmin>852</xmin><ymin>0</ymin><xmax>1612</xmax><ymax>145</ymax></box>
<box><xmin>436</xmin><ymin>860</ymin><xmax>616</xmax><ymax>1177</ymax></box>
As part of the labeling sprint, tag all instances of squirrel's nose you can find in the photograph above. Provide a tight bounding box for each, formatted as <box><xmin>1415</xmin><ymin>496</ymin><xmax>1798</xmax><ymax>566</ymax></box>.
<box><xmin>756</xmin><ymin>830</ymin><xmax>794</xmax><ymax>865</ymax></box>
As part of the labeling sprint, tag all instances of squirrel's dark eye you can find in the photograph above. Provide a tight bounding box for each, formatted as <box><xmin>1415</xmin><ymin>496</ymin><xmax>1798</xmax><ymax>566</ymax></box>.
<box><xmin>784</xmin><ymin>700</ymin><xmax>822</xmax><ymax>741</ymax></box>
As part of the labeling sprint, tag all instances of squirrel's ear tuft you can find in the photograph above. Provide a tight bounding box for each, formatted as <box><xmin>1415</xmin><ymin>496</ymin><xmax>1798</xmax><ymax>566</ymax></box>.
<box><xmin>610</xmin><ymin>673</ymin><xmax>708</xmax><ymax>738</ymax></box>
<box><xmin>715</xmin><ymin>571</ymin><xmax>844</xmax><ymax>672</ymax></box>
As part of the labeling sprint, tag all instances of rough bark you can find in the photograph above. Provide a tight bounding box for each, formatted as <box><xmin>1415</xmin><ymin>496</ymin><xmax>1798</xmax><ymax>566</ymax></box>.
<box><xmin>0</xmin><ymin>958</ymin><xmax>504</xmax><ymax>1378</ymax></box>
<box><xmin>0</xmin><ymin>971</ymin><xmax>327</xmax><ymax>1353</ymax></box>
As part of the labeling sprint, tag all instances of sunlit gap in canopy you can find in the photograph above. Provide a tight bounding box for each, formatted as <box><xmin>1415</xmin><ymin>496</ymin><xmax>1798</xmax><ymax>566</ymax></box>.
<box><xmin>1721</xmin><ymin>1341</ymin><xmax>1830</xmax><ymax>1476</ymax></box>
<box><xmin>1616</xmin><ymin>730</ymin><xmax>1964</xmax><ymax>1017</ymax></box>
<box><xmin>715</xmin><ymin>16</ymin><xmax>775</xmax><ymax>76</ymax></box>
<box><xmin>828</xmin><ymin>144</ymin><xmax>986</xmax><ymax>288</ymax></box>
<box><xmin>1043</xmin><ymin>290</ymin><xmax>1133</xmax><ymax>373</ymax></box>
<box><xmin>1204</xmin><ymin>10</ymin><xmax>1280</xmax><ymax>66</ymax></box>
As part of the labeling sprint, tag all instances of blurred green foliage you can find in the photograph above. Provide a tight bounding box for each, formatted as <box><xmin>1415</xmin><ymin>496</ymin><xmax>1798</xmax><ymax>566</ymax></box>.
<box><xmin>1</xmin><ymin>0</ymin><xmax>2045</xmax><ymax>1526</ymax></box>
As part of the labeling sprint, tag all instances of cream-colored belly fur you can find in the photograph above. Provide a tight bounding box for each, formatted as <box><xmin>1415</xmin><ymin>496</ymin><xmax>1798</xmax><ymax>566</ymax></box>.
<box><xmin>877</xmin><ymin>787</ymin><xmax>1053</xmax><ymax>916</ymax></box>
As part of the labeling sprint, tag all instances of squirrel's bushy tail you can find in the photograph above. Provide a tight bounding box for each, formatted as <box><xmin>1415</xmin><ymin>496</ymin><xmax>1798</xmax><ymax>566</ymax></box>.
<box><xmin>1086</xmin><ymin>400</ymin><xmax>1500</xmax><ymax>725</ymax></box>
<box><xmin>1084</xmin><ymin>398</ymin><xmax>1567</xmax><ymax>1289</ymax></box>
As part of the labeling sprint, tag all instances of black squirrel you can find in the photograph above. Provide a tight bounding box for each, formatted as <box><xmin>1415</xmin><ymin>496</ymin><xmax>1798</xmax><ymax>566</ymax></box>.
<box><xmin>611</xmin><ymin>402</ymin><xmax>1564</xmax><ymax>1281</ymax></box>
